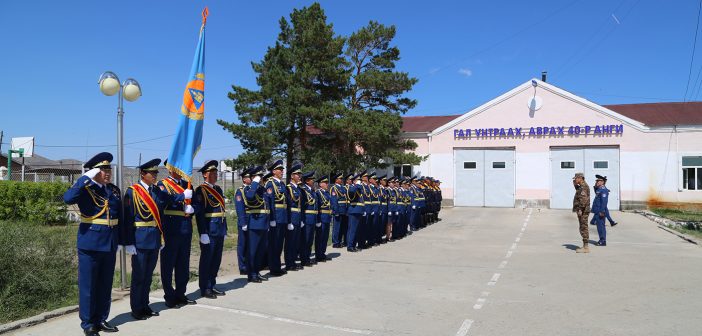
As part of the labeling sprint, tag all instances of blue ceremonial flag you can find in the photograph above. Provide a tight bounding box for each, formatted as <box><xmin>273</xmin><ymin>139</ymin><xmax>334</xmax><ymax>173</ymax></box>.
<box><xmin>166</xmin><ymin>7</ymin><xmax>208</xmax><ymax>181</ymax></box>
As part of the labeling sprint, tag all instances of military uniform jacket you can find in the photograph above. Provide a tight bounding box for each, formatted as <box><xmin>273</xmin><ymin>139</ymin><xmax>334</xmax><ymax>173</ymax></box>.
<box><xmin>63</xmin><ymin>175</ymin><xmax>123</xmax><ymax>252</ymax></box>
<box><xmin>330</xmin><ymin>183</ymin><xmax>347</xmax><ymax>216</ymax></box>
<box><xmin>400</xmin><ymin>188</ymin><xmax>411</xmax><ymax>213</ymax></box>
<box><xmin>378</xmin><ymin>186</ymin><xmax>389</xmax><ymax>213</ymax></box>
<box><xmin>123</xmin><ymin>182</ymin><xmax>172</xmax><ymax>249</ymax></box>
<box><xmin>410</xmin><ymin>186</ymin><xmax>425</xmax><ymax>208</ymax></box>
<box><xmin>156</xmin><ymin>177</ymin><xmax>189</xmax><ymax>237</ymax></box>
<box><xmin>572</xmin><ymin>181</ymin><xmax>591</xmax><ymax>212</ymax></box>
<box><xmin>244</xmin><ymin>180</ymin><xmax>270</xmax><ymax>230</ymax></box>
<box><xmin>346</xmin><ymin>184</ymin><xmax>366</xmax><ymax>215</ymax></box>
<box><xmin>194</xmin><ymin>183</ymin><xmax>228</xmax><ymax>237</ymax></box>
<box><xmin>387</xmin><ymin>188</ymin><xmax>398</xmax><ymax>214</ymax></box>
<box><xmin>591</xmin><ymin>186</ymin><xmax>609</xmax><ymax>215</ymax></box>
<box><xmin>234</xmin><ymin>184</ymin><xmax>249</xmax><ymax>229</ymax></box>
<box><xmin>301</xmin><ymin>184</ymin><xmax>319</xmax><ymax>225</ymax></box>
<box><xmin>286</xmin><ymin>183</ymin><xmax>302</xmax><ymax>225</ymax></box>
<box><xmin>317</xmin><ymin>189</ymin><xmax>333</xmax><ymax>224</ymax></box>
<box><xmin>367</xmin><ymin>184</ymin><xmax>379</xmax><ymax>214</ymax></box>
<box><xmin>266</xmin><ymin>178</ymin><xmax>288</xmax><ymax>224</ymax></box>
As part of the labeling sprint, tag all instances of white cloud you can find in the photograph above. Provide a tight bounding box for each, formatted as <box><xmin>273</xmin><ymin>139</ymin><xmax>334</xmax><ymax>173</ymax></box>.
<box><xmin>458</xmin><ymin>68</ymin><xmax>472</xmax><ymax>77</ymax></box>
<box><xmin>429</xmin><ymin>67</ymin><xmax>440</xmax><ymax>75</ymax></box>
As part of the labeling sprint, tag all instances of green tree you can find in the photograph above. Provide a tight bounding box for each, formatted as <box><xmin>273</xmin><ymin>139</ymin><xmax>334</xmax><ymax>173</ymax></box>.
<box><xmin>310</xmin><ymin>20</ymin><xmax>422</xmax><ymax>173</ymax></box>
<box><xmin>217</xmin><ymin>2</ymin><xmax>348</xmax><ymax>174</ymax></box>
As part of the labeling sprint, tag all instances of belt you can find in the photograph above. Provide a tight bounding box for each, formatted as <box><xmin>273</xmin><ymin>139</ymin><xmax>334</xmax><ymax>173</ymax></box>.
<box><xmin>350</xmin><ymin>202</ymin><xmax>365</xmax><ymax>206</ymax></box>
<box><xmin>372</xmin><ymin>201</ymin><xmax>380</xmax><ymax>204</ymax></box>
<box><xmin>81</xmin><ymin>217</ymin><xmax>118</xmax><ymax>226</ymax></box>
<box><xmin>290</xmin><ymin>207</ymin><xmax>300</xmax><ymax>212</ymax></box>
<box><xmin>163</xmin><ymin>210</ymin><xmax>186</xmax><ymax>216</ymax></box>
<box><xmin>320</xmin><ymin>210</ymin><xmax>333</xmax><ymax>214</ymax></box>
<box><xmin>305</xmin><ymin>210</ymin><xmax>319</xmax><ymax>214</ymax></box>
<box><xmin>274</xmin><ymin>204</ymin><xmax>287</xmax><ymax>209</ymax></box>
<box><xmin>246</xmin><ymin>209</ymin><xmax>270</xmax><ymax>214</ymax></box>
<box><xmin>204</xmin><ymin>212</ymin><xmax>225</xmax><ymax>218</ymax></box>
<box><xmin>338</xmin><ymin>201</ymin><xmax>348</xmax><ymax>204</ymax></box>
<box><xmin>135</xmin><ymin>221</ymin><xmax>156</xmax><ymax>227</ymax></box>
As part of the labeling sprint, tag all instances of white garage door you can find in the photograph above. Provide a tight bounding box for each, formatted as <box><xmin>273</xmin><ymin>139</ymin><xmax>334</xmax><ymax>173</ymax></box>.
<box><xmin>454</xmin><ymin>149</ymin><xmax>515</xmax><ymax>207</ymax></box>
<box><xmin>550</xmin><ymin>147</ymin><xmax>620</xmax><ymax>210</ymax></box>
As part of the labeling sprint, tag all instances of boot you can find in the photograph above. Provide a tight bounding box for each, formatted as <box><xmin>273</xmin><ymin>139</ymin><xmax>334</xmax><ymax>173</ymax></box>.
<box><xmin>576</xmin><ymin>242</ymin><xmax>590</xmax><ymax>253</ymax></box>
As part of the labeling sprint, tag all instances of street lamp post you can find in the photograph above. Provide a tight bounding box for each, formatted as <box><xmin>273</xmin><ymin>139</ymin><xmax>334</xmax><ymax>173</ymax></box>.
<box><xmin>98</xmin><ymin>71</ymin><xmax>141</xmax><ymax>290</ymax></box>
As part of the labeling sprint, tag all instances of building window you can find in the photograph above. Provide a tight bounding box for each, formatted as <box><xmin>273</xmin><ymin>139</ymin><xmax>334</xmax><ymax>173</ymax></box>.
<box><xmin>561</xmin><ymin>161</ymin><xmax>575</xmax><ymax>169</ymax></box>
<box><xmin>593</xmin><ymin>161</ymin><xmax>608</xmax><ymax>169</ymax></box>
<box><xmin>393</xmin><ymin>164</ymin><xmax>412</xmax><ymax>177</ymax></box>
<box><xmin>682</xmin><ymin>156</ymin><xmax>702</xmax><ymax>190</ymax></box>
<box><xmin>492</xmin><ymin>162</ymin><xmax>506</xmax><ymax>169</ymax></box>
<box><xmin>464</xmin><ymin>162</ymin><xmax>477</xmax><ymax>169</ymax></box>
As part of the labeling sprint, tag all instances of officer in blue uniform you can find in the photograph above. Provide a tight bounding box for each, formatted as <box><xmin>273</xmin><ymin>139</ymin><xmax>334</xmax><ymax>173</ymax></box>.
<box><xmin>330</xmin><ymin>173</ymin><xmax>347</xmax><ymax>248</ymax></box>
<box><xmin>63</xmin><ymin>152</ymin><xmax>122</xmax><ymax>336</ymax></box>
<box><xmin>193</xmin><ymin>160</ymin><xmax>228</xmax><ymax>299</ymax></box>
<box><xmin>285</xmin><ymin>164</ymin><xmax>304</xmax><ymax>271</ymax></box>
<box><xmin>124</xmin><ymin>159</ymin><xmax>183</xmax><ymax>320</ymax></box>
<box><xmin>410</xmin><ymin>177</ymin><xmax>425</xmax><ymax>232</ymax></box>
<box><xmin>346</xmin><ymin>172</ymin><xmax>366</xmax><ymax>252</ymax></box>
<box><xmin>300</xmin><ymin>171</ymin><xmax>318</xmax><ymax>266</ymax></box>
<box><xmin>233</xmin><ymin>168</ymin><xmax>251</xmax><ymax>276</ymax></box>
<box><xmin>367</xmin><ymin>172</ymin><xmax>381</xmax><ymax>247</ymax></box>
<box><xmin>358</xmin><ymin>171</ymin><xmax>371</xmax><ymax>249</ymax></box>
<box><xmin>157</xmin><ymin>160</ymin><xmax>196</xmax><ymax>309</ymax></box>
<box><xmin>315</xmin><ymin>175</ymin><xmax>333</xmax><ymax>262</ymax></box>
<box><xmin>342</xmin><ymin>173</ymin><xmax>354</xmax><ymax>245</ymax></box>
<box><xmin>243</xmin><ymin>166</ymin><xmax>270</xmax><ymax>282</ymax></box>
<box><xmin>265</xmin><ymin>160</ymin><xmax>287</xmax><ymax>277</ymax></box>
<box><xmin>386</xmin><ymin>177</ymin><xmax>398</xmax><ymax>241</ymax></box>
<box><xmin>378</xmin><ymin>175</ymin><xmax>390</xmax><ymax>244</ymax></box>
<box><xmin>592</xmin><ymin>175</ymin><xmax>610</xmax><ymax>246</ymax></box>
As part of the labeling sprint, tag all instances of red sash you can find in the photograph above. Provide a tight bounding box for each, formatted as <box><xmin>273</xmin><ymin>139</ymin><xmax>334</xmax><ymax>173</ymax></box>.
<box><xmin>162</xmin><ymin>178</ymin><xmax>185</xmax><ymax>194</ymax></box>
<box><xmin>132</xmin><ymin>184</ymin><xmax>164</xmax><ymax>239</ymax></box>
<box><xmin>202</xmin><ymin>184</ymin><xmax>225</xmax><ymax>211</ymax></box>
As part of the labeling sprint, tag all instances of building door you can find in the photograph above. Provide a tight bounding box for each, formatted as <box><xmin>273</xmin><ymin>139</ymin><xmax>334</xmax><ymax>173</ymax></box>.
<box><xmin>454</xmin><ymin>149</ymin><xmax>515</xmax><ymax>207</ymax></box>
<box><xmin>550</xmin><ymin>147</ymin><xmax>620</xmax><ymax>210</ymax></box>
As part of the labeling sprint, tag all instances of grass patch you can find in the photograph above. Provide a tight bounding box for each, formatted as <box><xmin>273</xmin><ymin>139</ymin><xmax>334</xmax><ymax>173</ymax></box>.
<box><xmin>0</xmin><ymin>221</ymin><xmax>78</xmax><ymax>324</ymax></box>
<box><xmin>651</xmin><ymin>208</ymin><xmax>702</xmax><ymax>222</ymax></box>
<box><xmin>190</xmin><ymin>213</ymin><xmax>238</xmax><ymax>255</ymax></box>
<box><xmin>672</xmin><ymin>225</ymin><xmax>702</xmax><ymax>240</ymax></box>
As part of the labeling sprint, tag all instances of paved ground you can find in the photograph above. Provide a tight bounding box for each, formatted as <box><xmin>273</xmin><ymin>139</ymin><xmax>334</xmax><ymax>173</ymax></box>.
<box><xmin>9</xmin><ymin>208</ymin><xmax>702</xmax><ymax>336</ymax></box>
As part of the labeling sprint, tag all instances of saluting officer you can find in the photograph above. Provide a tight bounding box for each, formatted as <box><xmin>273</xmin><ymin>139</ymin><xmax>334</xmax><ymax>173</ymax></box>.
<box><xmin>157</xmin><ymin>160</ymin><xmax>196</xmax><ymax>309</ymax></box>
<box><xmin>265</xmin><ymin>160</ymin><xmax>287</xmax><ymax>277</ymax></box>
<box><xmin>124</xmin><ymin>159</ymin><xmax>184</xmax><ymax>320</ymax></box>
<box><xmin>193</xmin><ymin>160</ymin><xmax>228</xmax><ymax>298</ymax></box>
<box><xmin>315</xmin><ymin>175</ymin><xmax>333</xmax><ymax>262</ymax></box>
<box><xmin>300</xmin><ymin>171</ymin><xmax>318</xmax><ymax>266</ymax></box>
<box><xmin>243</xmin><ymin>166</ymin><xmax>270</xmax><ymax>283</ymax></box>
<box><xmin>63</xmin><ymin>152</ymin><xmax>123</xmax><ymax>336</ymax></box>
<box><xmin>346</xmin><ymin>172</ymin><xmax>366</xmax><ymax>252</ymax></box>
<box><xmin>285</xmin><ymin>164</ymin><xmax>304</xmax><ymax>271</ymax></box>
<box><xmin>233</xmin><ymin>168</ymin><xmax>251</xmax><ymax>276</ymax></box>
<box><xmin>572</xmin><ymin>172</ymin><xmax>591</xmax><ymax>253</ymax></box>
<box><xmin>330</xmin><ymin>173</ymin><xmax>347</xmax><ymax>249</ymax></box>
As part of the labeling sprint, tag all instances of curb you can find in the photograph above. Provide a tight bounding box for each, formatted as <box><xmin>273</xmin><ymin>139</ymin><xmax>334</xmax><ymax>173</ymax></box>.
<box><xmin>634</xmin><ymin>210</ymin><xmax>702</xmax><ymax>246</ymax></box>
<box><xmin>0</xmin><ymin>291</ymin><xmax>130</xmax><ymax>334</ymax></box>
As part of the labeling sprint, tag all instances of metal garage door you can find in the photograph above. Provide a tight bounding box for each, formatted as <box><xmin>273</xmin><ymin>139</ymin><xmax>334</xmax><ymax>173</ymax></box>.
<box><xmin>550</xmin><ymin>147</ymin><xmax>620</xmax><ymax>210</ymax></box>
<box><xmin>454</xmin><ymin>149</ymin><xmax>515</xmax><ymax>207</ymax></box>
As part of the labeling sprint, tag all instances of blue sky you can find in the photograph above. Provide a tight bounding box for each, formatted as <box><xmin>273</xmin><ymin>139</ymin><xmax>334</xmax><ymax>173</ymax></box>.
<box><xmin>0</xmin><ymin>0</ymin><xmax>697</xmax><ymax>166</ymax></box>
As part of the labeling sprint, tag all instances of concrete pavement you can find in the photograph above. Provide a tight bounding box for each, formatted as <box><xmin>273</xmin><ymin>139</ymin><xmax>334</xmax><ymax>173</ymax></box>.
<box><xmin>8</xmin><ymin>208</ymin><xmax>702</xmax><ymax>336</ymax></box>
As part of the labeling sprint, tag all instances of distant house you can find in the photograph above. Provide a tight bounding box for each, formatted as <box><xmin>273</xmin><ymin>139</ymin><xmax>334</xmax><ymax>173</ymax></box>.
<box><xmin>0</xmin><ymin>153</ymin><xmax>83</xmax><ymax>183</ymax></box>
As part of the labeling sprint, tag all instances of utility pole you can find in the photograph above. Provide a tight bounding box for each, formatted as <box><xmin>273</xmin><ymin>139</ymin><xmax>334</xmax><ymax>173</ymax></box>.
<box><xmin>0</xmin><ymin>130</ymin><xmax>4</xmax><ymax>154</ymax></box>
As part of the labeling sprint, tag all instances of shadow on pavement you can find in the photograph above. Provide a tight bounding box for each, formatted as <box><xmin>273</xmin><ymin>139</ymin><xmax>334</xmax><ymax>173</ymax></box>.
<box><xmin>562</xmin><ymin>244</ymin><xmax>579</xmax><ymax>251</ymax></box>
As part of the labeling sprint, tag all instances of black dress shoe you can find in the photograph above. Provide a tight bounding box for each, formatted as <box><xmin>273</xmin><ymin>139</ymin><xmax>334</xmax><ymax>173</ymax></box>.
<box><xmin>301</xmin><ymin>261</ymin><xmax>313</xmax><ymax>267</ymax></box>
<box><xmin>611</xmin><ymin>222</ymin><xmax>618</xmax><ymax>227</ymax></box>
<box><xmin>98</xmin><ymin>321</ymin><xmax>118</xmax><ymax>332</ymax></box>
<box><xmin>144</xmin><ymin>308</ymin><xmax>159</xmax><ymax>317</ymax></box>
<box><xmin>131</xmin><ymin>311</ymin><xmax>148</xmax><ymax>320</ymax></box>
<box><xmin>201</xmin><ymin>289</ymin><xmax>217</xmax><ymax>299</ymax></box>
<box><xmin>212</xmin><ymin>288</ymin><xmax>226</xmax><ymax>296</ymax></box>
<box><xmin>165</xmin><ymin>300</ymin><xmax>181</xmax><ymax>308</ymax></box>
<box><xmin>257</xmin><ymin>273</ymin><xmax>269</xmax><ymax>281</ymax></box>
<box><xmin>177</xmin><ymin>297</ymin><xmax>197</xmax><ymax>305</ymax></box>
<box><xmin>332</xmin><ymin>244</ymin><xmax>341</xmax><ymax>248</ymax></box>
<box><xmin>347</xmin><ymin>247</ymin><xmax>358</xmax><ymax>252</ymax></box>
<box><xmin>84</xmin><ymin>327</ymin><xmax>100</xmax><ymax>336</ymax></box>
<box><xmin>248</xmin><ymin>276</ymin><xmax>262</xmax><ymax>283</ymax></box>
<box><xmin>269</xmin><ymin>270</ymin><xmax>287</xmax><ymax>276</ymax></box>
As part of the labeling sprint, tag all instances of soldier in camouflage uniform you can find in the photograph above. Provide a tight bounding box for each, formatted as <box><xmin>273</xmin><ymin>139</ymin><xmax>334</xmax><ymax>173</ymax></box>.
<box><xmin>572</xmin><ymin>172</ymin><xmax>591</xmax><ymax>253</ymax></box>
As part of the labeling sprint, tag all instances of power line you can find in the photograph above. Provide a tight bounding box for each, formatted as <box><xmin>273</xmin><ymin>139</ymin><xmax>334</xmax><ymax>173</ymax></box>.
<box><xmin>0</xmin><ymin>134</ymin><xmax>174</xmax><ymax>148</ymax></box>
<box><xmin>684</xmin><ymin>0</ymin><xmax>702</xmax><ymax>101</ymax></box>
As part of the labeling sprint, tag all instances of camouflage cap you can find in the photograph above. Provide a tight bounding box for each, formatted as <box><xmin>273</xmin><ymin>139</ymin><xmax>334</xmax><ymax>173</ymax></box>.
<box><xmin>572</xmin><ymin>172</ymin><xmax>584</xmax><ymax>179</ymax></box>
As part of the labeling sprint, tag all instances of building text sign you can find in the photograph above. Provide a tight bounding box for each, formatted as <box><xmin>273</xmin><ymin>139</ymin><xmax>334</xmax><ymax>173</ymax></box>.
<box><xmin>453</xmin><ymin>124</ymin><xmax>624</xmax><ymax>139</ymax></box>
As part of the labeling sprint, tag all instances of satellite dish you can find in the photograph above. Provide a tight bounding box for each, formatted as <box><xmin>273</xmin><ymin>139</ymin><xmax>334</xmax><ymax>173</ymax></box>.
<box><xmin>528</xmin><ymin>96</ymin><xmax>543</xmax><ymax>111</ymax></box>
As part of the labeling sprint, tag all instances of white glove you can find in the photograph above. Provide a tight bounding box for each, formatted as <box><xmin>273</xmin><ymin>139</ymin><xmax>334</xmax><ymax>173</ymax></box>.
<box><xmin>200</xmin><ymin>234</ymin><xmax>210</xmax><ymax>244</ymax></box>
<box><xmin>242</xmin><ymin>225</ymin><xmax>248</xmax><ymax>231</ymax></box>
<box><xmin>301</xmin><ymin>222</ymin><xmax>305</xmax><ymax>228</ymax></box>
<box><xmin>363</xmin><ymin>212</ymin><xmax>367</xmax><ymax>216</ymax></box>
<box><xmin>355</xmin><ymin>180</ymin><xmax>361</xmax><ymax>185</ymax></box>
<box><xmin>184</xmin><ymin>204</ymin><xmax>195</xmax><ymax>214</ymax></box>
<box><xmin>84</xmin><ymin>167</ymin><xmax>101</xmax><ymax>179</ymax></box>
<box><xmin>412</xmin><ymin>205</ymin><xmax>416</xmax><ymax>209</ymax></box>
<box><xmin>270</xmin><ymin>221</ymin><xmax>276</xmax><ymax>227</ymax></box>
<box><xmin>371</xmin><ymin>212</ymin><xmax>375</xmax><ymax>215</ymax></box>
<box><xmin>183</xmin><ymin>189</ymin><xmax>193</xmax><ymax>199</ymax></box>
<box><xmin>316</xmin><ymin>222</ymin><xmax>321</xmax><ymax>227</ymax></box>
<box><xmin>253</xmin><ymin>176</ymin><xmax>261</xmax><ymax>183</ymax></box>
<box><xmin>395</xmin><ymin>212</ymin><xmax>399</xmax><ymax>215</ymax></box>
<box><xmin>287</xmin><ymin>223</ymin><xmax>294</xmax><ymax>230</ymax></box>
<box><xmin>125</xmin><ymin>245</ymin><xmax>137</xmax><ymax>255</ymax></box>
<box><xmin>388</xmin><ymin>212</ymin><xmax>392</xmax><ymax>216</ymax></box>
